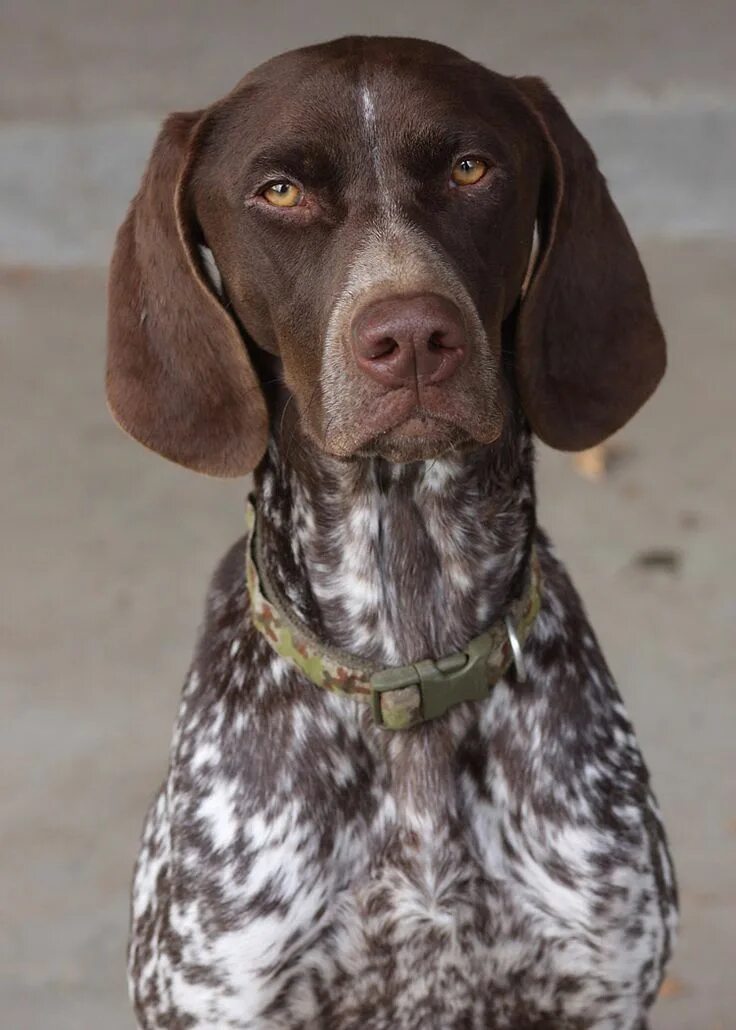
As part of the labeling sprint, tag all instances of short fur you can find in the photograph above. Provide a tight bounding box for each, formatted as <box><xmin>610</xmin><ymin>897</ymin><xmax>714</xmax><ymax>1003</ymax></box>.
<box><xmin>107</xmin><ymin>36</ymin><xmax>676</xmax><ymax>1030</ymax></box>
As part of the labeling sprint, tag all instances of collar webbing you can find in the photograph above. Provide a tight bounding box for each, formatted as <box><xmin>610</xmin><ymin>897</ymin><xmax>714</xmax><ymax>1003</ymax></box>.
<box><xmin>245</xmin><ymin>496</ymin><xmax>541</xmax><ymax>731</ymax></box>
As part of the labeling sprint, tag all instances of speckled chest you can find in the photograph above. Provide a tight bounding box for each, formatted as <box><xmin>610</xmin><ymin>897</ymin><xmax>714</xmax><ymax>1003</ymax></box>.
<box><xmin>128</xmin><ymin>551</ymin><xmax>676</xmax><ymax>1029</ymax></box>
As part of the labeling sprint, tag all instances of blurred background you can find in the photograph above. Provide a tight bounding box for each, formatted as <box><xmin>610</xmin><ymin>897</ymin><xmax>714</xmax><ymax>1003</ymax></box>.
<box><xmin>1</xmin><ymin>2</ymin><xmax>734</xmax><ymax>1027</ymax></box>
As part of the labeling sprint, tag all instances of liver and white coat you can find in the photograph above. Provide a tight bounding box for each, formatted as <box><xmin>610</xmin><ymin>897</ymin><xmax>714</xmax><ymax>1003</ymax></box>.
<box><xmin>106</xmin><ymin>36</ymin><xmax>677</xmax><ymax>1029</ymax></box>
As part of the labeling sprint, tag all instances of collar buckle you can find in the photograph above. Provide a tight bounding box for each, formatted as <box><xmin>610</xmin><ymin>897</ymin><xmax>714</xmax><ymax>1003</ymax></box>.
<box><xmin>370</xmin><ymin>636</ymin><xmax>499</xmax><ymax>730</ymax></box>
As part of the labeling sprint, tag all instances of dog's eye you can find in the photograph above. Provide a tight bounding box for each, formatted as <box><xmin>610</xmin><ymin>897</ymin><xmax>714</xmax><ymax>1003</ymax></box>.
<box><xmin>262</xmin><ymin>181</ymin><xmax>303</xmax><ymax>208</ymax></box>
<box><xmin>450</xmin><ymin>157</ymin><xmax>488</xmax><ymax>187</ymax></box>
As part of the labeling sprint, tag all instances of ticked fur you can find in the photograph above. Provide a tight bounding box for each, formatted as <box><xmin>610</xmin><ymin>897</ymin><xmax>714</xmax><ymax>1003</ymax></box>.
<box><xmin>128</xmin><ymin>430</ymin><xmax>677</xmax><ymax>1029</ymax></box>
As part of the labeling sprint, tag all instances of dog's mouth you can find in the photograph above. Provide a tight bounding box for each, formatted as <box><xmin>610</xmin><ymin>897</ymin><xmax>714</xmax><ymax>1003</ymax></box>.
<box><xmin>316</xmin><ymin>378</ymin><xmax>505</xmax><ymax>463</ymax></box>
<box><xmin>355</xmin><ymin>411</ymin><xmax>476</xmax><ymax>463</ymax></box>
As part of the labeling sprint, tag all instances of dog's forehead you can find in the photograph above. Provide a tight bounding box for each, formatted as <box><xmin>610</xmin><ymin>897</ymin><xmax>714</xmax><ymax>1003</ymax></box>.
<box><xmin>230</xmin><ymin>36</ymin><xmax>516</xmax><ymax>144</ymax></box>
<box><xmin>250</xmin><ymin>34</ymin><xmax>480</xmax><ymax>90</ymax></box>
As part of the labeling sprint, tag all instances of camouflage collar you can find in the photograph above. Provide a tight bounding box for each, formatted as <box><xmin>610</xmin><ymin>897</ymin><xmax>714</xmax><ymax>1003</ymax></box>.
<box><xmin>245</xmin><ymin>496</ymin><xmax>541</xmax><ymax>731</ymax></box>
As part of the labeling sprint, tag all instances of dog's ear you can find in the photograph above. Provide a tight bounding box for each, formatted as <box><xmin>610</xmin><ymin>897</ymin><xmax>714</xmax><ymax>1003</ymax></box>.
<box><xmin>106</xmin><ymin>111</ymin><xmax>268</xmax><ymax>476</ymax></box>
<box><xmin>512</xmin><ymin>77</ymin><xmax>666</xmax><ymax>451</ymax></box>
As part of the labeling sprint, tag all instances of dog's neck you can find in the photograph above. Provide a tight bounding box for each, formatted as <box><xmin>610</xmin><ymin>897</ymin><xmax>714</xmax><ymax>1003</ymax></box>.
<box><xmin>253</xmin><ymin>412</ymin><xmax>536</xmax><ymax>668</ymax></box>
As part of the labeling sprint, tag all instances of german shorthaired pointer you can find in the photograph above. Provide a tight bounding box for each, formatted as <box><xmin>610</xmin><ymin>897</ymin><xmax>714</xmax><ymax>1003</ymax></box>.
<box><xmin>107</xmin><ymin>36</ymin><xmax>677</xmax><ymax>1030</ymax></box>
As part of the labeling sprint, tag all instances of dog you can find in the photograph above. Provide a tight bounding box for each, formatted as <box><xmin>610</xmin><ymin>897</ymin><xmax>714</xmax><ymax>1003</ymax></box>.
<box><xmin>107</xmin><ymin>35</ymin><xmax>677</xmax><ymax>1030</ymax></box>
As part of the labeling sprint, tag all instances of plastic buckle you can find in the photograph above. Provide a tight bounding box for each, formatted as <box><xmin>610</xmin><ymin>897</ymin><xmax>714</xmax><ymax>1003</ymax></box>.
<box><xmin>370</xmin><ymin>643</ymin><xmax>492</xmax><ymax>728</ymax></box>
<box><xmin>369</xmin><ymin>665</ymin><xmax>421</xmax><ymax>727</ymax></box>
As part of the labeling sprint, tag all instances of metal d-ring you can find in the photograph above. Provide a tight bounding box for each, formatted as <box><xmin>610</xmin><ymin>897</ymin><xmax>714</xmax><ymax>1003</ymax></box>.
<box><xmin>504</xmin><ymin>616</ymin><xmax>527</xmax><ymax>682</ymax></box>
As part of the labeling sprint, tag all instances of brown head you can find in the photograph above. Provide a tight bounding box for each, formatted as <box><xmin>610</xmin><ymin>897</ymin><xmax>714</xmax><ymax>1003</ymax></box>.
<box><xmin>106</xmin><ymin>35</ymin><xmax>665</xmax><ymax>474</ymax></box>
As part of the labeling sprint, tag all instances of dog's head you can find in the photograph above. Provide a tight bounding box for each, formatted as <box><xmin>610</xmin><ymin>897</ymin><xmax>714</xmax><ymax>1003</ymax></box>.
<box><xmin>107</xmin><ymin>36</ymin><xmax>665</xmax><ymax>474</ymax></box>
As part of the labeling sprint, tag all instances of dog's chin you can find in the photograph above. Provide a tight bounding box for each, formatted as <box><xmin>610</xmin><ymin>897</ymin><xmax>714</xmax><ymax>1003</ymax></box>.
<box><xmin>316</xmin><ymin>400</ymin><xmax>506</xmax><ymax>464</ymax></box>
<box><xmin>356</xmin><ymin>414</ymin><xmax>475</xmax><ymax>464</ymax></box>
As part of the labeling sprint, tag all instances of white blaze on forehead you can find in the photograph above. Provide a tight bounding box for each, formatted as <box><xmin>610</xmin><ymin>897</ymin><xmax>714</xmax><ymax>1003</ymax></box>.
<box><xmin>358</xmin><ymin>81</ymin><xmax>392</xmax><ymax>206</ymax></box>
<box><xmin>360</xmin><ymin>84</ymin><xmax>376</xmax><ymax>131</ymax></box>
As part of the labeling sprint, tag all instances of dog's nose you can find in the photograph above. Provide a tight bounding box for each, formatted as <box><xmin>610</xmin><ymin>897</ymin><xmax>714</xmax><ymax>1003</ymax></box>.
<box><xmin>351</xmin><ymin>294</ymin><xmax>467</xmax><ymax>388</ymax></box>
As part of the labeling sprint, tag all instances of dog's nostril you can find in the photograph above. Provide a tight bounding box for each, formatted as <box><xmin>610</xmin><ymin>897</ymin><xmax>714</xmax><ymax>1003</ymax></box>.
<box><xmin>428</xmin><ymin>331</ymin><xmax>446</xmax><ymax>352</ymax></box>
<box><xmin>369</xmin><ymin>336</ymin><xmax>399</xmax><ymax>360</ymax></box>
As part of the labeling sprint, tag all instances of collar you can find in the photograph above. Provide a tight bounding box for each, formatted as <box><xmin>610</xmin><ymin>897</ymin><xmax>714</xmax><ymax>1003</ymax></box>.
<box><xmin>245</xmin><ymin>496</ymin><xmax>541</xmax><ymax>731</ymax></box>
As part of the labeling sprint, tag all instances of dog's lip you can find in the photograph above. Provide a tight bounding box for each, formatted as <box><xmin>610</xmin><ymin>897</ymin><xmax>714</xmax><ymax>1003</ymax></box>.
<box><xmin>354</xmin><ymin>401</ymin><xmax>463</xmax><ymax>449</ymax></box>
<box><xmin>326</xmin><ymin>406</ymin><xmax>473</xmax><ymax>460</ymax></box>
<box><xmin>318</xmin><ymin>386</ymin><xmax>503</xmax><ymax>459</ymax></box>
<box><xmin>321</xmin><ymin>391</ymin><xmax>421</xmax><ymax>453</ymax></box>
<box><xmin>386</xmin><ymin>411</ymin><xmax>448</xmax><ymax>438</ymax></box>
<box><xmin>361</xmin><ymin>413</ymin><xmax>473</xmax><ymax>462</ymax></box>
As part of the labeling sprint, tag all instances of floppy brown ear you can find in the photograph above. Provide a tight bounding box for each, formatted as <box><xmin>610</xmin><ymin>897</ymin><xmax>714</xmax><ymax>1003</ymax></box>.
<box><xmin>512</xmin><ymin>77</ymin><xmax>666</xmax><ymax>451</ymax></box>
<box><xmin>106</xmin><ymin>111</ymin><xmax>268</xmax><ymax>476</ymax></box>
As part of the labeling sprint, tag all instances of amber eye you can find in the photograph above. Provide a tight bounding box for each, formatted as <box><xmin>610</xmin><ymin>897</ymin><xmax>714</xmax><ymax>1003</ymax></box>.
<box><xmin>262</xmin><ymin>181</ymin><xmax>303</xmax><ymax>207</ymax></box>
<box><xmin>450</xmin><ymin>157</ymin><xmax>488</xmax><ymax>187</ymax></box>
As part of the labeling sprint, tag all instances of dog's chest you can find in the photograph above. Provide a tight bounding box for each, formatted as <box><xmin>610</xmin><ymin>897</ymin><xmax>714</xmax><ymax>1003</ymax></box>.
<box><xmin>130</xmin><ymin>634</ymin><xmax>672</xmax><ymax>1030</ymax></box>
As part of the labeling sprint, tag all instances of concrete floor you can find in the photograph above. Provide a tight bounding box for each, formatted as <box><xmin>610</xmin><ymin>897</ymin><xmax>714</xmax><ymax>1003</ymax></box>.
<box><xmin>1</xmin><ymin>3</ymin><xmax>734</xmax><ymax>1028</ymax></box>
